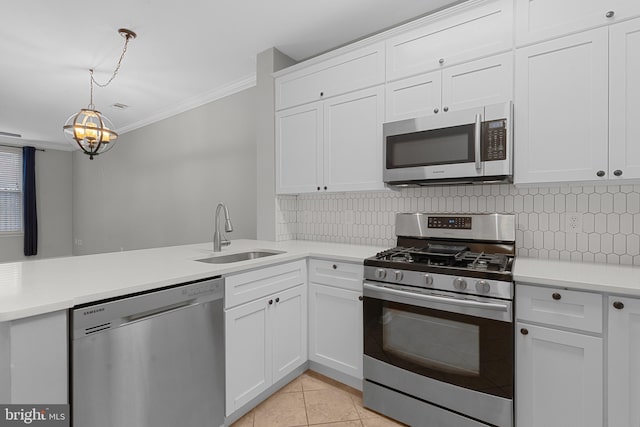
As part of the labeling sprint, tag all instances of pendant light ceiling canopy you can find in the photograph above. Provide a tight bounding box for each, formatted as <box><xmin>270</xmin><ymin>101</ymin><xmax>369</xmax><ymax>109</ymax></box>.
<box><xmin>63</xmin><ymin>28</ymin><xmax>136</xmax><ymax>159</ymax></box>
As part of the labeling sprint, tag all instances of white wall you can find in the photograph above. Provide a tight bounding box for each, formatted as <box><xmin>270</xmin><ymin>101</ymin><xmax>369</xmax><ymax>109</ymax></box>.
<box><xmin>0</xmin><ymin>149</ymin><xmax>73</xmax><ymax>263</ymax></box>
<box><xmin>72</xmin><ymin>87</ymin><xmax>258</xmax><ymax>255</ymax></box>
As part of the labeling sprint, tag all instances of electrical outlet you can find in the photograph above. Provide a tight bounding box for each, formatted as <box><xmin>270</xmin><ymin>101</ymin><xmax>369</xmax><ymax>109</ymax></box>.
<box><xmin>565</xmin><ymin>213</ymin><xmax>583</xmax><ymax>233</ymax></box>
<box><xmin>74</xmin><ymin>238</ymin><xmax>83</xmax><ymax>246</ymax></box>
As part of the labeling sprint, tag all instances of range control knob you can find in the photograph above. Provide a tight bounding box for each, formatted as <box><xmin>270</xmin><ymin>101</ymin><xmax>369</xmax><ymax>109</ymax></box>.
<box><xmin>424</xmin><ymin>274</ymin><xmax>434</xmax><ymax>286</ymax></box>
<box><xmin>453</xmin><ymin>277</ymin><xmax>467</xmax><ymax>291</ymax></box>
<box><xmin>394</xmin><ymin>270</ymin><xmax>404</xmax><ymax>281</ymax></box>
<box><xmin>475</xmin><ymin>280</ymin><xmax>491</xmax><ymax>294</ymax></box>
<box><xmin>375</xmin><ymin>269</ymin><xmax>387</xmax><ymax>280</ymax></box>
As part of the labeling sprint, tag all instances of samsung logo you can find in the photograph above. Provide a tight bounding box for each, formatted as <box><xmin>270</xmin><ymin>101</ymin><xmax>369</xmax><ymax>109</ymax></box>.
<box><xmin>83</xmin><ymin>308</ymin><xmax>105</xmax><ymax>316</ymax></box>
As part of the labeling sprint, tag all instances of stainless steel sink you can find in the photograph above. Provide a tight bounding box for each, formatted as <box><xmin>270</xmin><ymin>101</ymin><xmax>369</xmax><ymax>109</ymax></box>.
<box><xmin>196</xmin><ymin>250</ymin><xmax>285</xmax><ymax>264</ymax></box>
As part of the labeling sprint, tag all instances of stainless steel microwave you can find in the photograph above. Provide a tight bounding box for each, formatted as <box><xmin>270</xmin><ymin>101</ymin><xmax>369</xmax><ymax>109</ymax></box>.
<box><xmin>383</xmin><ymin>102</ymin><xmax>513</xmax><ymax>186</ymax></box>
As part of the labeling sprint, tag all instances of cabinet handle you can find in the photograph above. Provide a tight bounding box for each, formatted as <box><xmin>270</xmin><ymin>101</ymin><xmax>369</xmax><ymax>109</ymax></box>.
<box><xmin>613</xmin><ymin>301</ymin><xmax>624</xmax><ymax>310</ymax></box>
<box><xmin>614</xmin><ymin>169</ymin><xmax>623</xmax><ymax>177</ymax></box>
<box><xmin>439</xmin><ymin>58</ymin><xmax>445</xmax><ymax>65</ymax></box>
<box><xmin>268</xmin><ymin>299</ymin><xmax>274</xmax><ymax>305</ymax></box>
<box><xmin>443</xmin><ymin>106</ymin><xmax>449</xmax><ymax>112</ymax></box>
<box><xmin>552</xmin><ymin>292</ymin><xmax>562</xmax><ymax>300</ymax></box>
<box><xmin>434</xmin><ymin>108</ymin><xmax>439</xmax><ymax>114</ymax></box>
<box><xmin>606</xmin><ymin>10</ymin><xmax>615</xmax><ymax>18</ymax></box>
<box><xmin>358</xmin><ymin>296</ymin><xmax>364</xmax><ymax>301</ymax></box>
<box><xmin>275</xmin><ymin>297</ymin><xmax>280</xmax><ymax>303</ymax></box>
<box><xmin>332</xmin><ymin>264</ymin><xmax>337</xmax><ymax>269</ymax></box>
<box><xmin>596</xmin><ymin>170</ymin><xmax>606</xmax><ymax>177</ymax></box>
<box><xmin>520</xmin><ymin>328</ymin><xmax>529</xmax><ymax>335</ymax></box>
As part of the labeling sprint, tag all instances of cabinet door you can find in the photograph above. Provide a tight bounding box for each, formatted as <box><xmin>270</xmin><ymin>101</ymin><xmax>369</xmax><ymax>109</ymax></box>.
<box><xmin>276</xmin><ymin>103</ymin><xmax>323</xmax><ymax>194</ymax></box>
<box><xmin>323</xmin><ymin>86</ymin><xmax>385</xmax><ymax>192</ymax></box>
<box><xmin>225</xmin><ymin>297</ymin><xmax>272</xmax><ymax>415</ymax></box>
<box><xmin>386</xmin><ymin>0</ymin><xmax>512</xmax><ymax>80</ymax></box>
<box><xmin>441</xmin><ymin>52</ymin><xmax>513</xmax><ymax>113</ymax></box>
<box><xmin>608</xmin><ymin>296</ymin><xmax>640</xmax><ymax>427</ymax></box>
<box><xmin>609</xmin><ymin>18</ymin><xmax>640</xmax><ymax>180</ymax></box>
<box><xmin>385</xmin><ymin>70</ymin><xmax>441</xmax><ymax>122</ymax></box>
<box><xmin>309</xmin><ymin>283</ymin><xmax>363</xmax><ymax>379</ymax></box>
<box><xmin>271</xmin><ymin>285</ymin><xmax>307</xmax><ymax>384</ymax></box>
<box><xmin>516</xmin><ymin>323</ymin><xmax>603</xmax><ymax>427</ymax></box>
<box><xmin>514</xmin><ymin>28</ymin><xmax>609</xmax><ymax>184</ymax></box>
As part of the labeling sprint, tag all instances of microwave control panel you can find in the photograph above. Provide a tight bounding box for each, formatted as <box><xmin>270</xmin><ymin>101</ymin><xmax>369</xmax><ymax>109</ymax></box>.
<box><xmin>482</xmin><ymin>119</ymin><xmax>507</xmax><ymax>161</ymax></box>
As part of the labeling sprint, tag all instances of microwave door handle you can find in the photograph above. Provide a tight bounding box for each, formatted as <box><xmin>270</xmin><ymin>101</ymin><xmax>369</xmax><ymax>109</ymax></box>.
<box><xmin>474</xmin><ymin>113</ymin><xmax>482</xmax><ymax>172</ymax></box>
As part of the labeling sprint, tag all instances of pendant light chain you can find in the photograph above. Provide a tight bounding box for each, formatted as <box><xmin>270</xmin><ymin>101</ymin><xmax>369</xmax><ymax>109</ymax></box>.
<box><xmin>91</xmin><ymin>31</ymin><xmax>134</xmax><ymax>89</ymax></box>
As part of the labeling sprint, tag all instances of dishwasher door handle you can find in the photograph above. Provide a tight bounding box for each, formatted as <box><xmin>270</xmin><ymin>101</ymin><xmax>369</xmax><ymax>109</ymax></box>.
<box><xmin>121</xmin><ymin>299</ymin><xmax>198</xmax><ymax>326</ymax></box>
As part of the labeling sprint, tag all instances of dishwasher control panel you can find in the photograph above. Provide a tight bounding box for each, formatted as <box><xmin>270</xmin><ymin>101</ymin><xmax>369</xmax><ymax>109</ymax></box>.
<box><xmin>184</xmin><ymin>280</ymin><xmax>222</xmax><ymax>297</ymax></box>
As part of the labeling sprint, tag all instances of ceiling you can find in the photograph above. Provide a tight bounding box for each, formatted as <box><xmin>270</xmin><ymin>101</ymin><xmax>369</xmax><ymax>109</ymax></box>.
<box><xmin>0</xmin><ymin>0</ymin><xmax>461</xmax><ymax>150</ymax></box>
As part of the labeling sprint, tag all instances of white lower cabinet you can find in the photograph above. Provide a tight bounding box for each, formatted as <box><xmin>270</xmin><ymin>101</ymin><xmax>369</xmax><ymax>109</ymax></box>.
<box><xmin>225</xmin><ymin>261</ymin><xmax>307</xmax><ymax>416</ymax></box>
<box><xmin>515</xmin><ymin>284</ymin><xmax>603</xmax><ymax>427</ymax></box>
<box><xmin>516</xmin><ymin>323</ymin><xmax>603</xmax><ymax>427</ymax></box>
<box><xmin>608</xmin><ymin>296</ymin><xmax>640</xmax><ymax>427</ymax></box>
<box><xmin>308</xmin><ymin>259</ymin><xmax>364</xmax><ymax>384</ymax></box>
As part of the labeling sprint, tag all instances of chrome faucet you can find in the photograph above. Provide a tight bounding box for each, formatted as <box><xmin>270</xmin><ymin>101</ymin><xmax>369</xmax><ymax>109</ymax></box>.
<box><xmin>213</xmin><ymin>202</ymin><xmax>233</xmax><ymax>252</ymax></box>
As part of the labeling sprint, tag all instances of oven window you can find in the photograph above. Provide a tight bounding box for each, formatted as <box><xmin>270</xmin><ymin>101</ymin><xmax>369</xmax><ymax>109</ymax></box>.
<box><xmin>365</xmin><ymin>298</ymin><xmax>513</xmax><ymax>399</ymax></box>
<box><xmin>383</xmin><ymin>308</ymin><xmax>480</xmax><ymax>376</ymax></box>
<box><xmin>386</xmin><ymin>124</ymin><xmax>475</xmax><ymax>169</ymax></box>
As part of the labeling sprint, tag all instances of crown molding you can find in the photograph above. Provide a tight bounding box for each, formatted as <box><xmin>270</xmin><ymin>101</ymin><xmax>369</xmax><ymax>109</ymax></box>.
<box><xmin>118</xmin><ymin>74</ymin><xmax>257</xmax><ymax>135</ymax></box>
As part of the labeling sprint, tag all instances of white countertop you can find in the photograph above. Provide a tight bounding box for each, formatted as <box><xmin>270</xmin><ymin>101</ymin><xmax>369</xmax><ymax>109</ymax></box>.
<box><xmin>0</xmin><ymin>239</ymin><xmax>383</xmax><ymax>322</ymax></box>
<box><xmin>514</xmin><ymin>257</ymin><xmax>640</xmax><ymax>296</ymax></box>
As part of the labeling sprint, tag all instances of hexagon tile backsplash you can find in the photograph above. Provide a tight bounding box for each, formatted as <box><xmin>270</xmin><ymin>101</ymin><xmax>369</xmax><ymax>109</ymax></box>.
<box><xmin>276</xmin><ymin>184</ymin><xmax>640</xmax><ymax>266</ymax></box>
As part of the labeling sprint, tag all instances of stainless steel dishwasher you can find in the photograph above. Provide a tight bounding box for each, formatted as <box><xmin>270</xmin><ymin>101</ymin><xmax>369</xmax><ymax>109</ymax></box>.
<box><xmin>72</xmin><ymin>277</ymin><xmax>224</xmax><ymax>427</ymax></box>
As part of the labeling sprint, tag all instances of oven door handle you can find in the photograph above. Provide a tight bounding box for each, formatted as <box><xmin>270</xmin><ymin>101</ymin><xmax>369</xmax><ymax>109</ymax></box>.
<box><xmin>363</xmin><ymin>283</ymin><xmax>510</xmax><ymax>313</ymax></box>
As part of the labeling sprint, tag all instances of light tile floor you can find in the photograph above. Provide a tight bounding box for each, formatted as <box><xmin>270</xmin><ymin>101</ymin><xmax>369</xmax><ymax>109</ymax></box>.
<box><xmin>231</xmin><ymin>371</ymin><xmax>406</xmax><ymax>427</ymax></box>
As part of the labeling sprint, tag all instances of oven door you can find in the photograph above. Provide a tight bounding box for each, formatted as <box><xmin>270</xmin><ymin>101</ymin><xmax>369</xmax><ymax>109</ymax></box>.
<box><xmin>383</xmin><ymin>107</ymin><xmax>485</xmax><ymax>183</ymax></box>
<box><xmin>363</xmin><ymin>281</ymin><xmax>513</xmax><ymax>426</ymax></box>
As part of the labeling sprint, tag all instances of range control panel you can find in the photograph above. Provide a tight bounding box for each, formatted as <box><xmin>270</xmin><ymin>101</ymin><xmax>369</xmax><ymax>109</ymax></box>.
<box><xmin>427</xmin><ymin>216</ymin><xmax>472</xmax><ymax>229</ymax></box>
<box><xmin>482</xmin><ymin>119</ymin><xmax>507</xmax><ymax>161</ymax></box>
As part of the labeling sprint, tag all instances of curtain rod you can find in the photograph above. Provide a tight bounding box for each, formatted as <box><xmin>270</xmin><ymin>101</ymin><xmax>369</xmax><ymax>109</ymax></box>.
<box><xmin>0</xmin><ymin>143</ymin><xmax>46</xmax><ymax>152</ymax></box>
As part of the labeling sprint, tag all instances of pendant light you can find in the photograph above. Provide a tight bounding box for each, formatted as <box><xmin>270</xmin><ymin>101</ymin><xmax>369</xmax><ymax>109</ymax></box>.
<box><xmin>63</xmin><ymin>29</ymin><xmax>136</xmax><ymax>159</ymax></box>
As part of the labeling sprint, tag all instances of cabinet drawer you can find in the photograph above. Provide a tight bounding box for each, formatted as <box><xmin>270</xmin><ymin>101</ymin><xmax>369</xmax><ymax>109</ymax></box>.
<box><xmin>225</xmin><ymin>260</ymin><xmax>307</xmax><ymax>309</ymax></box>
<box><xmin>516</xmin><ymin>284</ymin><xmax>603</xmax><ymax>333</ymax></box>
<box><xmin>276</xmin><ymin>43</ymin><xmax>385</xmax><ymax>111</ymax></box>
<box><xmin>308</xmin><ymin>259</ymin><xmax>363</xmax><ymax>292</ymax></box>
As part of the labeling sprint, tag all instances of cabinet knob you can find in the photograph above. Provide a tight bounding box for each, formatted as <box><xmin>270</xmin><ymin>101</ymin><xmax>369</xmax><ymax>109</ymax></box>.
<box><xmin>614</xmin><ymin>169</ymin><xmax>623</xmax><ymax>177</ymax></box>
<box><xmin>320</xmin><ymin>91</ymin><xmax>324</xmax><ymax>97</ymax></box>
<box><xmin>317</xmin><ymin>186</ymin><xmax>321</xmax><ymax>191</ymax></box>
<box><xmin>613</xmin><ymin>301</ymin><xmax>624</xmax><ymax>310</ymax></box>
<box><xmin>552</xmin><ymin>292</ymin><xmax>562</xmax><ymax>300</ymax></box>
<box><xmin>434</xmin><ymin>108</ymin><xmax>439</xmax><ymax>114</ymax></box>
<box><xmin>606</xmin><ymin>10</ymin><xmax>615</xmax><ymax>18</ymax></box>
<box><xmin>439</xmin><ymin>58</ymin><xmax>445</xmax><ymax>65</ymax></box>
<box><xmin>275</xmin><ymin>297</ymin><xmax>280</xmax><ymax>303</ymax></box>
<box><xmin>268</xmin><ymin>299</ymin><xmax>274</xmax><ymax>305</ymax></box>
<box><xmin>443</xmin><ymin>106</ymin><xmax>449</xmax><ymax>112</ymax></box>
<box><xmin>596</xmin><ymin>170</ymin><xmax>606</xmax><ymax>177</ymax></box>
<box><xmin>520</xmin><ymin>328</ymin><xmax>529</xmax><ymax>335</ymax></box>
<box><xmin>358</xmin><ymin>295</ymin><xmax>364</xmax><ymax>301</ymax></box>
<box><xmin>332</xmin><ymin>264</ymin><xmax>337</xmax><ymax>269</ymax></box>
<box><xmin>323</xmin><ymin>186</ymin><xmax>327</xmax><ymax>190</ymax></box>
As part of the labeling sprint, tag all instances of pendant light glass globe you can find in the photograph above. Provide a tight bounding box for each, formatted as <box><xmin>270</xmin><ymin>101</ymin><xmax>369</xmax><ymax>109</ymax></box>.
<box><xmin>63</xmin><ymin>108</ymin><xmax>118</xmax><ymax>159</ymax></box>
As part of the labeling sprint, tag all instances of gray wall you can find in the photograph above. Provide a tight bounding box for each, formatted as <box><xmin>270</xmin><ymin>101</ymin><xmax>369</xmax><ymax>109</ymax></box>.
<box><xmin>72</xmin><ymin>87</ymin><xmax>258</xmax><ymax>255</ymax></box>
<box><xmin>0</xmin><ymin>149</ymin><xmax>73</xmax><ymax>263</ymax></box>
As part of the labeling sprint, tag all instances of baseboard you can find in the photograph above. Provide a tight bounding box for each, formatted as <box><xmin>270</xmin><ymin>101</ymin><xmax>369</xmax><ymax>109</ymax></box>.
<box><xmin>308</xmin><ymin>361</ymin><xmax>363</xmax><ymax>391</ymax></box>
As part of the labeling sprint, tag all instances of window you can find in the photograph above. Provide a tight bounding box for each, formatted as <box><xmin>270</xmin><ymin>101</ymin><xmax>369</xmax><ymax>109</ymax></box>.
<box><xmin>0</xmin><ymin>146</ymin><xmax>23</xmax><ymax>233</ymax></box>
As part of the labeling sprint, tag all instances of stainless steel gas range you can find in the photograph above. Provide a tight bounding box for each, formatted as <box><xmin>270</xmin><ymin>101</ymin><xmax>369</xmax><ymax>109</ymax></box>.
<box><xmin>363</xmin><ymin>213</ymin><xmax>515</xmax><ymax>427</ymax></box>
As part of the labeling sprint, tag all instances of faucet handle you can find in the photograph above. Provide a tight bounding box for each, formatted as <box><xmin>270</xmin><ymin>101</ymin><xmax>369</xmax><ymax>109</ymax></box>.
<box><xmin>221</xmin><ymin>240</ymin><xmax>231</xmax><ymax>247</ymax></box>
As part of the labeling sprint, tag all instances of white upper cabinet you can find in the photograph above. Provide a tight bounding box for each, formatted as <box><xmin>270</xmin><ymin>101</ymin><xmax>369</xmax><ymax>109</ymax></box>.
<box><xmin>275</xmin><ymin>43</ymin><xmax>385</xmax><ymax>111</ymax></box>
<box><xmin>276</xmin><ymin>86</ymin><xmax>384</xmax><ymax>194</ymax></box>
<box><xmin>515</xmin><ymin>0</ymin><xmax>640</xmax><ymax>47</ymax></box>
<box><xmin>275</xmin><ymin>104</ymin><xmax>323</xmax><ymax>194</ymax></box>
<box><xmin>385</xmin><ymin>0</ymin><xmax>513</xmax><ymax>82</ymax></box>
<box><xmin>385</xmin><ymin>53</ymin><xmax>513</xmax><ymax>122</ymax></box>
<box><xmin>515</xmin><ymin>19</ymin><xmax>640</xmax><ymax>185</ymax></box>
<box><xmin>514</xmin><ymin>28</ymin><xmax>609</xmax><ymax>184</ymax></box>
<box><xmin>609</xmin><ymin>18</ymin><xmax>640</xmax><ymax>180</ymax></box>
<box><xmin>323</xmin><ymin>86</ymin><xmax>385</xmax><ymax>192</ymax></box>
